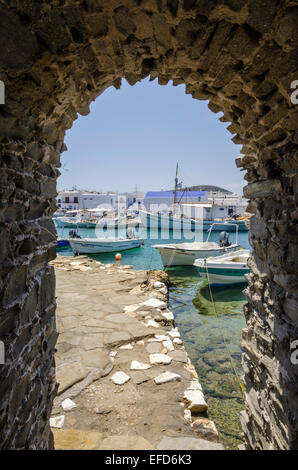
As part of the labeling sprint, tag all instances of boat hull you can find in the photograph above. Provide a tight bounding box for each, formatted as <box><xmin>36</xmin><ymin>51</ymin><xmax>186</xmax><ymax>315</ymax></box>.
<box><xmin>140</xmin><ymin>210</ymin><xmax>195</xmax><ymax>230</ymax></box>
<box><xmin>153</xmin><ymin>244</ymin><xmax>239</xmax><ymax>267</ymax></box>
<box><xmin>194</xmin><ymin>250</ymin><xmax>250</xmax><ymax>286</ymax></box>
<box><xmin>140</xmin><ymin>211</ymin><xmax>248</xmax><ymax>231</ymax></box>
<box><xmin>58</xmin><ymin>220</ymin><xmax>97</xmax><ymax>228</ymax></box>
<box><xmin>196</xmin><ymin>266</ymin><xmax>250</xmax><ymax>286</ymax></box>
<box><xmin>57</xmin><ymin>239</ymin><xmax>70</xmax><ymax>249</ymax></box>
<box><xmin>69</xmin><ymin>238</ymin><xmax>143</xmax><ymax>254</ymax></box>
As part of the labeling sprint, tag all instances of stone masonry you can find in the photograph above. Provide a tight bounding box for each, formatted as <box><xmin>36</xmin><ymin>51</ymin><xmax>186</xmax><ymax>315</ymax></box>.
<box><xmin>0</xmin><ymin>0</ymin><xmax>297</xmax><ymax>450</ymax></box>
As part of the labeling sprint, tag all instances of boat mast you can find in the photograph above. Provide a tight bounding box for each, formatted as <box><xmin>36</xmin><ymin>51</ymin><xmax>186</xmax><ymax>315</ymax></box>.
<box><xmin>174</xmin><ymin>163</ymin><xmax>178</xmax><ymax>204</ymax></box>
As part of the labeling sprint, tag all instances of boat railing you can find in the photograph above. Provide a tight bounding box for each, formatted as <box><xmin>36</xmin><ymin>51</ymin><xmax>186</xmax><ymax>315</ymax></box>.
<box><xmin>206</xmin><ymin>222</ymin><xmax>239</xmax><ymax>246</ymax></box>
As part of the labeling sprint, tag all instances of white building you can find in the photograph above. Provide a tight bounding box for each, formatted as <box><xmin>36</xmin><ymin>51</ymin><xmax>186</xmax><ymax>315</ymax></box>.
<box><xmin>56</xmin><ymin>190</ymin><xmax>119</xmax><ymax>210</ymax></box>
<box><xmin>143</xmin><ymin>191</ymin><xmax>208</xmax><ymax>211</ymax></box>
<box><xmin>142</xmin><ymin>189</ymin><xmax>247</xmax><ymax>220</ymax></box>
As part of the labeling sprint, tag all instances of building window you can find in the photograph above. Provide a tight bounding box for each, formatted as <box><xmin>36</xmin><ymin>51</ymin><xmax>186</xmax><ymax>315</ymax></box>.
<box><xmin>74</xmin><ymin>197</ymin><xmax>78</xmax><ymax>203</ymax></box>
<box><xmin>65</xmin><ymin>197</ymin><xmax>69</xmax><ymax>203</ymax></box>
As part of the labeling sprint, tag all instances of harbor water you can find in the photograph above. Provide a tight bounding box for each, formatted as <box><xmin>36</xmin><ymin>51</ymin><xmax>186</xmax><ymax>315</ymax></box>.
<box><xmin>56</xmin><ymin>225</ymin><xmax>250</xmax><ymax>449</ymax></box>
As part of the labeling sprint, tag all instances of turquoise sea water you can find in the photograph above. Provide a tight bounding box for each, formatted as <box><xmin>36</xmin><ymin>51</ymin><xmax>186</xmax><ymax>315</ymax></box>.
<box><xmin>56</xmin><ymin>226</ymin><xmax>250</xmax><ymax>449</ymax></box>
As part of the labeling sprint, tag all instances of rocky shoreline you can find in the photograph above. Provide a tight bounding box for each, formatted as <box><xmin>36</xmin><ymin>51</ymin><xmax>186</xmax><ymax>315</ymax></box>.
<box><xmin>50</xmin><ymin>255</ymin><xmax>223</xmax><ymax>450</ymax></box>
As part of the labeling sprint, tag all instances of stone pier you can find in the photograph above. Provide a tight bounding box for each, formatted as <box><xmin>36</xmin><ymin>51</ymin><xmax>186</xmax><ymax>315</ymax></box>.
<box><xmin>50</xmin><ymin>255</ymin><xmax>223</xmax><ymax>450</ymax></box>
<box><xmin>0</xmin><ymin>0</ymin><xmax>297</xmax><ymax>450</ymax></box>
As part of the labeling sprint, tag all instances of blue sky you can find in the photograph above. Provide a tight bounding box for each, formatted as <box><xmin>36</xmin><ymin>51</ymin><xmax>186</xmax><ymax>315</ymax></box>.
<box><xmin>59</xmin><ymin>78</ymin><xmax>244</xmax><ymax>195</ymax></box>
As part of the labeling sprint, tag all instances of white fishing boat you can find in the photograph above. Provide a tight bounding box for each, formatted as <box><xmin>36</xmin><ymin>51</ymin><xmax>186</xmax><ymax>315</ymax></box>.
<box><xmin>69</xmin><ymin>237</ymin><xmax>143</xmax><ymax>254</ymax></box>
<box><xmin>153</xmin><ymin>223</ymin><xmax>240</xmax><ymax>267</ymax></box>
<box><xmin>96</xmin><ymin>216</ymin><xmax>140</xmax><ymax>229</ymax></box>
<box><xmin>194</xmin><ymin>249</ymin><xmax>250</xmax><ymax>286</ymax></box>
<box><xmin>140</xmin><ymin>210</ymin><xmax>195</xmax><ymax>230</ymax></box>
<box><xmin>54</xmin><ymin>209</ymin><xmax>98</xmax><ymax>228</ymax></box>
<box><xmin>140</xmin><ymin>164</ymin><xmax>249</xmax><ymax>231</ymax></box>
<box><xmin>68</xmin><ymin>227</ymin><xmax>143</xmax><ymax>255</ymax></box>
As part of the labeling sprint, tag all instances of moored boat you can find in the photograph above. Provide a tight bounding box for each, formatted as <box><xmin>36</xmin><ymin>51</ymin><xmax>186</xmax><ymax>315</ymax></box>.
<box><xmin>69</xmin><ymin>236</ymin><xmax>143</xmax><ymax>254</ymax></box>
<box><xmin>56</xmin><ymin>238</ymin><xmax>70</xmax><ymax>249</ymax></box>
<box><xmin>153</xmin><ymin>240</ymin><xmax>240</xmax><ymax>267</ymax></box>
<box><xmin>140</xmin><ymin>210</ymin><xmax>196</xmax><ymax>230</ymax></box>
<box><xmin>153</xmin><ymin>223</ymin><xmax>241</xmax><ymax>267</ymax></box>
<box><xmin>194</xmin><ymin>249</ymin><xmax>250</xmax><ymax>286</ymax></box>
<box><xmin>140</xmin><ymin>164</ymin><xmax>249</xmax><ymax>232</ymax></box>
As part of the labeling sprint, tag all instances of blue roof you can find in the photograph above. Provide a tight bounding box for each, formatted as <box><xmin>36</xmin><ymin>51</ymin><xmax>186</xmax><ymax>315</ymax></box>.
<box><xmin>145</xmin><ymin>191</ymin><xmax>206</xmax><ymax>199</ymax></box>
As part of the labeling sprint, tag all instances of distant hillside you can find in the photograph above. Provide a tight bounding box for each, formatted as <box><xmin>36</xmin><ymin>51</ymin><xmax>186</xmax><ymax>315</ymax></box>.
<box><xmin>168</xmin><ymin>185</ymin><xmax>233</xmax><ymax>193</ymax></box>
<box><xmin>184</xmin><ymin>185</ymin><xmax>232</xmax><ymax>193</ymax></box>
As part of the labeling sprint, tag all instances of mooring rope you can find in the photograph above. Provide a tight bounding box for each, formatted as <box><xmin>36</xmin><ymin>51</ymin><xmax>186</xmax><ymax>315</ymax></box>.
<box><xmin>203</xmin><ymin>259</ymin><xmax>245</xmax><ymax>398</ymax></box>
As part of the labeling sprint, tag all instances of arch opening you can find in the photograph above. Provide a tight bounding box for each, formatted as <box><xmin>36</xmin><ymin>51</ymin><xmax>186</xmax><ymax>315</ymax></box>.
<box><xmin>0</xmin><ymin>0</ymin><xmax>297</xmax><ymax>450</ymax></box>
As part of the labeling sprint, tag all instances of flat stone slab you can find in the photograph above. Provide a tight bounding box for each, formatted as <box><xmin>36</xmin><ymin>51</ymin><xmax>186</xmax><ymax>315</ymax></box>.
<box><xmin>191</xmin><ymin>418</ymin><xmax>219</xmax><ymax>442</ymax></box>
<box><xmin>119</xmin><ymin>343</ymin><xmax>133</xmax><ymax>350</ymax></box>
<box><xmin>169</xmin><ymin>350</ymin><xmax>188</xmax><ymax>363</ymax></box>
<box><xmin>110</xmin><ymin>371</ymin><xmax>131</xmax><ymax>385</ymax></box>
<box><xmin>183</xmin><ymin>390</ymin><xmax>208</xmax><ymax>413</ymax></box>
<box><xmin>61</xmin><ymin>398</ymin><xmax>77</xmax><ymax>411</ymax></box>
<box><xmin>124</xmin><ymin>304</ymin><xmax>141</xmax><ymax>314</ymax></box>
<box><xmin>154</xmin><ymin>371</ymin><xmax>181</xmax><ymax>385</ymax></box>
<box><xmin>104</xmin><ymin>331</ymin><xmax>131</xmax><ymax>346</ymax></box>
<box><xmin>80</xmin><ymin>350</ymin><xmax>111</xmax><ymax>369</ymax></box>
<box><xmin>146</xmin><ymin>342</ymin><xmax>162</xmax><ymax>354</ymax></box>
<box><xmin>169</xmin><ymin>329</ymin><xmax>181</xmax><ymax>339</ymax></box>
<box><xmin>125</xmin><ymin>322</ymin><xmax>155</xmax><ymax>339</ymax></box>
<box><xmin>150</xmin><ymin>353</ymin><xmax>172</xmax><ymax>365</ymax></box>
<box><xmin>130</xmin><ymin>371</ymin><xmax>151</xmax><ymax>385</ymax></box>
<box><xmin>162</xmin><ymin>310</ymin><xmax>174</xmax><ymax>321</ymax></box>
<box><xmin>53</xmin><ymin>429</ymin><xmax>103</xmax><ymax>450</ymax></box>
<box><xmin>141</xmin><ymin>298</ymin><xmax>167</xmax><ymax>309</ymax></box>
<box><xmin>98</xmin><ymin>435</ymin><xmax>155</xmax><ymax>450</ymax></box>
<box><xmin>188</xmin><ymin>380</ymin><xmax>203</xmax><ymax>391</ymax></box>
<box><xmin>156</xmin><ymin>436</ymin><xmax>224</xmax><ymax>450</ymax></box>
<box><xmin>173</xmin><ymin>338</ymin><xmax>183</xmax><ymax>345</ymax></box>
<box><xmin>163</xmin><ymin>339</ymin><xmax>174</xmax><ymax>352</ymax></box>
<box><xmin>50</xmin><ymin>415</ymin><xmax>65</xmax><ymax>429</ymax></box>
<box><xmin>56</xmin><ymin>362</ymin><xmax>90</xmax><ymax>394</ymax></box>
<box><xmin>130</xmin><ymin>360</ymin><xmax>151</xmax><ymax>370</ymax></box>
<box><xmin>144</xmin><ymin>319</ymin><xmax>160</xmax><ymax>328</ymax></box>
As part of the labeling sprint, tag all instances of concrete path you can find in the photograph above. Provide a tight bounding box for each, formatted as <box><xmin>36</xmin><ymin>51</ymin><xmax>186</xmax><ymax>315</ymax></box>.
<box><xmin>50</xmin><ymin>255</ymin><xmax>223</xmax><ymax>450</ymax></box>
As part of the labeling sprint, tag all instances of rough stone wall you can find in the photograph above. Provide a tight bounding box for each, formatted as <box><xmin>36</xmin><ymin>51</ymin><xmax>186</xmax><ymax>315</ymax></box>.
<box><xmin>0</xmin><ymin>0</ymin><xmax>297</xmax><ymax>449</ymax></box>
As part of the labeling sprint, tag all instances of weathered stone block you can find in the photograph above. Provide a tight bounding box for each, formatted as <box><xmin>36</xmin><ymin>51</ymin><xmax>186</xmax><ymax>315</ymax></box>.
<box><xmin>246</xmin><ymin>0</ymin><xmax>279</xmax><ymax>33</ymax></box>
<box><xmin>0</xmin><ymin>5</ymin><xmax>40</xmax><ymax>73</ymax></box>
<box><xmin>226</xmin><ymin>25</ymin><xmax>259</xmax><ymax>61</ymax></box>
<box><xmin>113</xmin><ymin>6</ymin><xmax>136</xmax><ymax>36</ymax></box>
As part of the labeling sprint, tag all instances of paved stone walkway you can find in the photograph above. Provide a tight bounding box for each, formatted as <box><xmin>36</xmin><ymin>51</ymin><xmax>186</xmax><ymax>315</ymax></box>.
<box><xmin>50</xmin><ymin>255</ymin><xmax>223</xmax><ymax>450</ymax></box>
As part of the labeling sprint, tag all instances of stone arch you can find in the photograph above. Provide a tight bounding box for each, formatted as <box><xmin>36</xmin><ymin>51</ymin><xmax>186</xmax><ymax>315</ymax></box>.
<box><xmin>0</xmin><ymin>0</ymin><xmax>297</xmax><ymax>450</ymax></box>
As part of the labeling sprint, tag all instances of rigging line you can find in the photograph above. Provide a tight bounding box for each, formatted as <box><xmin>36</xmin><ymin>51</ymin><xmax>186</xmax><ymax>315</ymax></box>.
<box><xmin>203</xmin><ymin>260</ymin><xmax>245</xmax><ymax>399</ymax></box>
